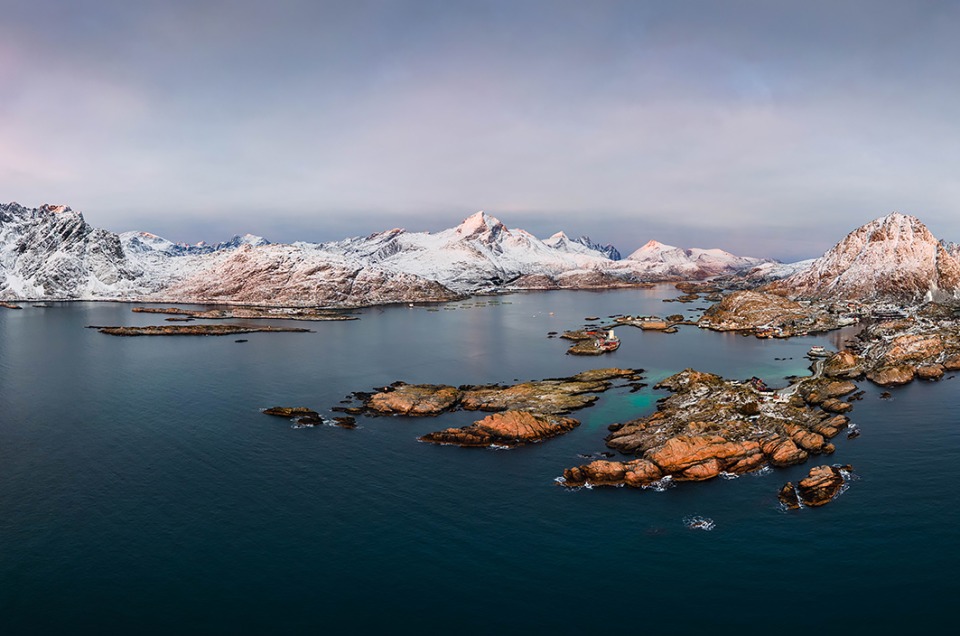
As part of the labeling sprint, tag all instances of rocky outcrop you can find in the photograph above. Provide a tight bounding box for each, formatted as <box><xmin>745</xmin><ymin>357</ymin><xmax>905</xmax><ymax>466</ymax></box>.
<box><xmin>866</xmin><ymin>365</ymin><xmax>916</xmax><ymax>386</ymax></box>
<box><xmin>823</xmin><ymin>350</ymin><xmax>865</xmax><ymax>378</ymax></box>
<box><xmin>779</xmin><ymin>465</ymin><xmax>851</xmax><ymax>509</ymax></box>
<box><xmin>419</xmin><ymin>411</ymin><xmax>579</xmax><ymax>447</ymax></box>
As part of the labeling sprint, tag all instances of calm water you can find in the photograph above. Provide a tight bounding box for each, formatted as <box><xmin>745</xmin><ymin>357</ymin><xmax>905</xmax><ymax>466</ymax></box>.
<box><xmin>1</xmin><ymin>287</ymin><xmax>957</xmax><ymax>634</ymax></box>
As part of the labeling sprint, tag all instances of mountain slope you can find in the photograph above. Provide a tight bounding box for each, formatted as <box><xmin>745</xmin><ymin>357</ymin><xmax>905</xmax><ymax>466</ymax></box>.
<box><xmin>768</xmin><ymin>213</ymin><xmax>960</xmax><ymax>302</ymax></box>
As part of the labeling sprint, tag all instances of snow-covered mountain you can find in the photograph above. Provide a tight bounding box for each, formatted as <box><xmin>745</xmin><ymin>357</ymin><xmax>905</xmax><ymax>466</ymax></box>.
<box><xmin>1</xmin><ymin>203</ymin><xmax>770</xmax><ymax>306</ymax></box>
<box><xmin>0</xmin><ymin>202</ymin><xmax>146</xmax><ymax>298</ymax></box>
<box><xmin>625</xmin><ymin>240</ymin><xmax>769</xmax><ymax>279</ymax></box>
<box><xmin>320</xmin><ymin>212</ymin><xmax>633</xmax><ymax>293</ymax></box>
<box><xmin>767</xmin><ymin>213</ymin><xmax>960</xmax><ymax>302</ymax></box>
<box><xmin>120</xmin><ymin>231</ymin><xmax>269</xmax><ymax>256</ymax></box>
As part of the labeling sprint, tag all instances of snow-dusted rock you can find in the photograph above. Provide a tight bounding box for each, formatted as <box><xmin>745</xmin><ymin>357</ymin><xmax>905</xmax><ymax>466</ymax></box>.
<box><xmin>768</xmin><ymin>213</ymin><xmax>960</xmax><ymax>302</ymax></box>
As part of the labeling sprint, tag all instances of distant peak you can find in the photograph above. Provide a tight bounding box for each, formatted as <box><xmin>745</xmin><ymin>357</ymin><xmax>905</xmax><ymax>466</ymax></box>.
<box><xmin>549</xmin><ymin>231</ymin><xmax>569</xmax><ymax>241</ymax></box>
<box><xmin>456</xmin><ymin>210</ymin><xmax>505</xmax><ymax>235</ymax></box>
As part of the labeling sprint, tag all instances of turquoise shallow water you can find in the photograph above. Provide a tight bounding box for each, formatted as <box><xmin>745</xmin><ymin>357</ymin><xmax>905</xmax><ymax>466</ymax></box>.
<box><xmin>1</xmin><ymin>287</ymin><xmax>957</xmax><ymax>634</ymax></box>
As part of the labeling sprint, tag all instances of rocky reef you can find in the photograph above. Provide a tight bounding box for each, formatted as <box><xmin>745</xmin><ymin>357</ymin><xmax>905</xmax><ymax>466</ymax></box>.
<box><xmin>778</xmin><ymin>465</ymin><xmax>852</xmax><ymax>509</ymax></box>
<box><xmin>341</xmin><ymin>368</ymin><xmax>645</xmax><ymax>447</ymax></box>
<box><xmin>561</xmin><ymin>369</ymin><xmax>854</xmax><ymax>488</ymax></box>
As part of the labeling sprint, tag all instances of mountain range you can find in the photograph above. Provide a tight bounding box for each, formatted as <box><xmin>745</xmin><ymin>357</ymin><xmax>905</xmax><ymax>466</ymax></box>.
<box><xmin>2</xmin><ymin>203</ymin><xmax>957</xmax><ymax>306</ymax></box>
<box><xmin>0</xmin><ymin>203</ymin><xmax>771</xmax><ymax>305</ymax></box>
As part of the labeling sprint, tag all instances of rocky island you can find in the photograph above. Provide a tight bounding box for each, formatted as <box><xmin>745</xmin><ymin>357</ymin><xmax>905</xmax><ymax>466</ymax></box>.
<box><xmin>560</xmin><ymin>369</ymin><xmax>854</xmax><ymax>489</ymax></box>
<box><xmin>133</xmin><ymin>306</ymin><xmax>358</xmax><ymax>321</ymax></box>
<box><xmin>778</xmin><ymin>465</ymin><xmax>853</xmax><ymax>509</ymax></box>
<box><xmin>337</xmin><ymin>368</ymin><xmax>646</xmax><ymax>447</ymax></box>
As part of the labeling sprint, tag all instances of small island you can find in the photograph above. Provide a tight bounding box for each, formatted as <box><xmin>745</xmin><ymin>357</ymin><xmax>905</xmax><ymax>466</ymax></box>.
<box><xmin>93</xmin><ymin>324</ymin><xmax>312</xmax><ymax>336</ymax></box>
<box><xmin>132</xmin><ymin>306</ymin><xmax>358</xmax><ymax>321</ymax></box>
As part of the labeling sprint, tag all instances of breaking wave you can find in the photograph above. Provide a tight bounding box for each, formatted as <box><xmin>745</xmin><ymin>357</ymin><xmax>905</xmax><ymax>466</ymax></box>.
<box><xmin>683</xmin><ymin>516</ymin><xmax>716</xmax><ymax>531</ymax></box>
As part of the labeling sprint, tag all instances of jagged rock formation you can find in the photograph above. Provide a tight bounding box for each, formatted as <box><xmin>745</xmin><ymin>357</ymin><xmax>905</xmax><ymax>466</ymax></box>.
<box><xmin>768</xmin><ymin>213</ymin><xmax>960</xmax><ymax>303</ymax></box>
<box><xmin>0</xmin><ymin>202</ymin><xmax>144</xmax><ymax>298</ymax></box>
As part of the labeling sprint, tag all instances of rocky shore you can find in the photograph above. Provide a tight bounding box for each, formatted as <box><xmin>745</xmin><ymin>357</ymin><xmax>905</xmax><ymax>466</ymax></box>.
<box><xmin>339</xmin><ymin>368</ymin><xmax>646</xmax><ymax>447</ymax></box>
<box><xmin>93</xmin><ymin>324</ymin><xmax>311</xmax><ymax>336</ymax></box>
<box><xmin>1</xmin><ymin>301</ymin><xmax>22</xmax><ymax>309</ymax></box>
<box><xmin>561</xmin><ymin>369</ymin><xmax>854</xmax><ymax>488</ymax></box>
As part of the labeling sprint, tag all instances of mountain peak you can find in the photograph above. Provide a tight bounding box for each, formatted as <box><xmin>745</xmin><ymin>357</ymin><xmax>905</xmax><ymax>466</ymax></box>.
<box><xmin>770</xmin><ymin>212</ymin><xmax>960</xmax><ymax>302</ymax></box>
<box><xmin>455</xmin><ymin>211</ymin><xmax>506</xmax><ymax>237</ymax></box>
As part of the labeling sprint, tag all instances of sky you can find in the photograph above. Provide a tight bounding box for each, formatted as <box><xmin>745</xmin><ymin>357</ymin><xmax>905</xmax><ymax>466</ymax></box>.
<box><xmin>3</xmin><ymin>0</ymin><xmax>960</xmax><ymax>261</ymax></box>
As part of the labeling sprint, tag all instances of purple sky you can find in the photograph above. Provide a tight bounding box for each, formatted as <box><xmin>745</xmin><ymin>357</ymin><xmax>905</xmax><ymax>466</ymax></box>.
<box><xmin>3</xmin><ymin>0</ymin><xmax>960</xmax><ymax>261</ymax></box>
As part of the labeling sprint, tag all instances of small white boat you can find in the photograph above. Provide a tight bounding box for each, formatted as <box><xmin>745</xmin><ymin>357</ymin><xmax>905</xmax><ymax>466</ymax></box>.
<box><xmin>807</xmin><ymin>345</ymin><xmax>831</xmax><ymax>358</ymax></box>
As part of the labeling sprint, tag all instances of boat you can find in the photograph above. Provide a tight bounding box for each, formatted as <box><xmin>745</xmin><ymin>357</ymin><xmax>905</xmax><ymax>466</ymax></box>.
<box><xmin>807</xmin><ymin>345</ymin><xmax>831</xmax><ymax>358</ymax></box>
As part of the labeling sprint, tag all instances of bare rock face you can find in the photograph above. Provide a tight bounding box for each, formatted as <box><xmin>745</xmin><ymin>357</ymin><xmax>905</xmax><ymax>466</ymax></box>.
<box><xmin>779</xmin><ymin>465</ymin><xmax>850</xmax><ymax>509</ymax></box>
<box><xmin>768</xmin><ymin>213</ymin><xmax>960</xmax><ymax>302</ymax></box>
<box><xmin>419</xmin><ymin>410</ymin><xmax>579</xmax><ymax>447</ymax></box>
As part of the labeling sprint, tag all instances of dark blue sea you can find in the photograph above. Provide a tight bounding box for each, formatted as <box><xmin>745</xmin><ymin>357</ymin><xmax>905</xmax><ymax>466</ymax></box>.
<box><xmin>1</xmin><ymin>287</ymin><xmax>957</xmax><ymax>634</ymax></box>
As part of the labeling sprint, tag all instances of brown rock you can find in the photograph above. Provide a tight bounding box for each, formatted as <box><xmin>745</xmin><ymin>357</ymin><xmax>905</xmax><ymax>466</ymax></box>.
<box><xmin>823</xmin><ymin>351</ymin><xmax>864</xmax><ymax>378</ymax></box>
<box><xmin>794</xmin><ymin>465</ymin><xmax>848</xmax><ymax>507</ymax></box>
<box><xmin>811</xmin><ymin>415</ymin><xmax>849</xmax><ymax>439</ymax></box>
<box><xmin>820</xmin><ymin>398</ymin><xmax>853</xmax><ymax>414</ymax></box>
<box><xmin>866</xmin><ymin>365</ymin><xmax>916</xmax><ymax>386</ymax></box>
<box><xmin>645</xmin><ymin>435</ymin><xmax>762</xmax><ymax>479</ymax></box>
<box><xmin>879</xmin><ymin>334</ymin><xmax>945</xmax><ymax>367</ymax></box>
<box><xmin>943</xmin><ymin>355</ymin><xmax>960</xmax><ymax>371</ymax></box>
<box><xmin>760</xmin><ymin>436</ymin><xmax>809</xmax><ymax>467</ymax></box>
<box><xmin>419</xmin><ymin>410</ymin><xmax>579</xmax><ymax>447</ymax></box>
<box><xmin>366</xmin><ymin>384</ymin><xmax>461</xmax><ymax>415</ymax></box>
<box><xmin>917</xmin><ymin>364</ymin><xmax>945</xmax><ymax>381</ymax></box>
<box><xmin>562</xmin><ymin>458</ymin><xmax>662</xmax><ymax>488</ymax></box>
<box><xmin>778</xmin><ymin>483</ymin><xmax>800</xmax><ymax>510</ymax></box>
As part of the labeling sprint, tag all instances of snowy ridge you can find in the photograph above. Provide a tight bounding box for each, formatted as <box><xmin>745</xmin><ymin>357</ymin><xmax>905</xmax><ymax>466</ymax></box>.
<box><xmin>2</xmin><ymin>203</ymin><xmax>771</xmax><ymax>306</ymax></box>
<box><xmin>624</xmin><ymin>240</ymin><xmax>767</xmax><ymax>279</ymax></box>
<box><xmin>768</xmin><ymin>213</ymin><xmax>960</xmax><ymax>302</ymax></box>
